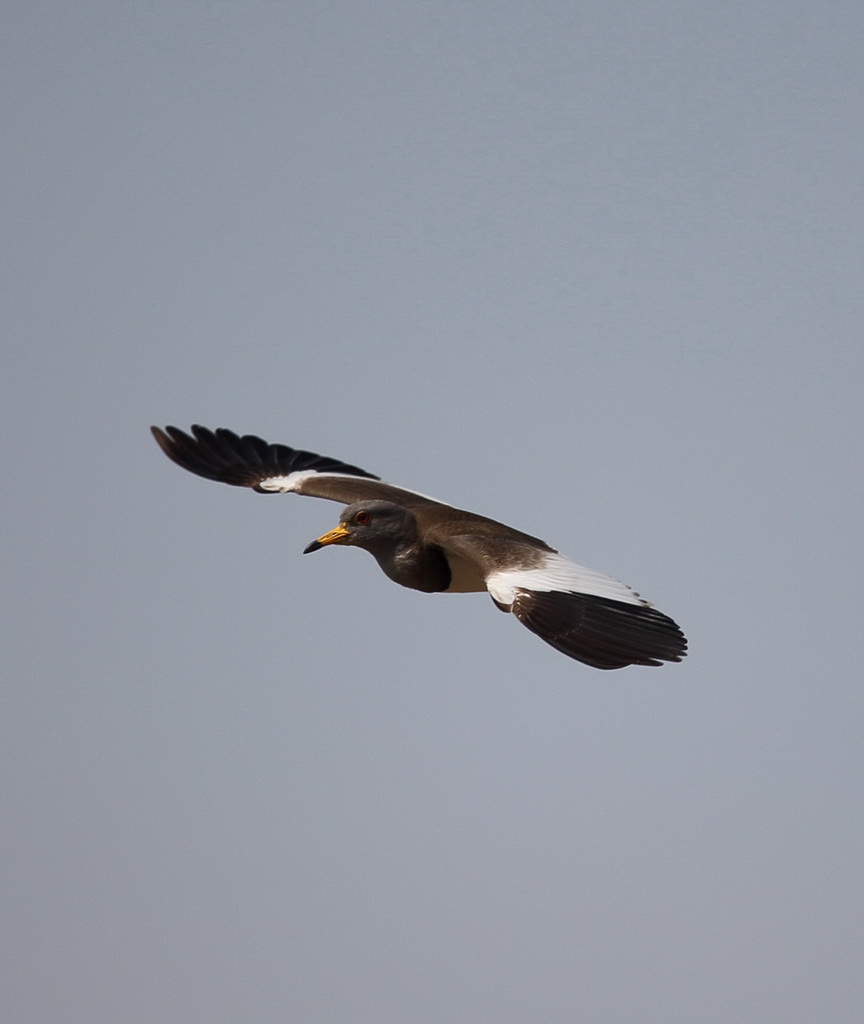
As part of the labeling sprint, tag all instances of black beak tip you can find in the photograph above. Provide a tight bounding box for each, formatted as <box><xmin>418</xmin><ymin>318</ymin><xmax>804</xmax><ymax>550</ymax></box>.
<box><xmin>303</xmin><ymin>540</ymin><xmax>322</xmax><ymax>554</ymax></box>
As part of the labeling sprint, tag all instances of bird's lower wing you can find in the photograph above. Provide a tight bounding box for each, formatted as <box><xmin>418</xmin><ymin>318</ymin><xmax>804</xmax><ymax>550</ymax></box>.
<box><xmin>441</xmin><ymin>535</ymin><xmax>687</xmax><ymax>670</ymax></box>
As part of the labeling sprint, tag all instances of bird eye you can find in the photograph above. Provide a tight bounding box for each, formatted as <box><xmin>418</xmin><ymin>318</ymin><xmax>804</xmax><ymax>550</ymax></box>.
<box><xmin>354</xmin><ymin>510</ymin><xmax>371</xmax><ymax>525</ymax></box>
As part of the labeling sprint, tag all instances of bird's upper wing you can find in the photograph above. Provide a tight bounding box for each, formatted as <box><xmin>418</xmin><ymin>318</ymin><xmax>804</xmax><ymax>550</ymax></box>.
<box><xmin>151</xmin><ymin>425</ymin><xmax>447</xmax><ymax>508</ymax></box>
<box><xmin>427</xmin><ymin>527</ymin><xmax>688</xmax><ymax>670</ymax></box>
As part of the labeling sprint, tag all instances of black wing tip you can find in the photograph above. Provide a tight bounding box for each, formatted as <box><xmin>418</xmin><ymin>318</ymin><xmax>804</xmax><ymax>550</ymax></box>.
<box><xmin>150</xmin><ymin>424</ymin><xmax>381</xmax><ymax>487</ymax></box>
<box><xmin>512</xmin><ymin>589</ymin><xmax>688</xmax><ymax>670</ymax></box>
<box><xmin>150</xmin><ymin>423</ymin><xmax>171</xmax><ymax>447</ymax></box>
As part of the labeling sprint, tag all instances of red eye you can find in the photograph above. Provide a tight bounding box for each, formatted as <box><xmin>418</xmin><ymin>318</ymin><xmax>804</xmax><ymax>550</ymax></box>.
<box><xmin>354</xmin><ymin>510</ymin><xmax>370</xmax><ymax>525</ymax></box>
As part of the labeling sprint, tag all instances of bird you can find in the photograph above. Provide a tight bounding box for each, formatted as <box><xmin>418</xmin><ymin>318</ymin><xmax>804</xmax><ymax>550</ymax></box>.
<box><xmin>151</xmin><ymin>425</ymin><xmax>687</xmax><ymax>670</ymax></box>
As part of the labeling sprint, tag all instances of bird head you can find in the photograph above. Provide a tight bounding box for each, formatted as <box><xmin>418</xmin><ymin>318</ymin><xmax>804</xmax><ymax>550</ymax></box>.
<box><xmin>303</xmin><ymin>501</ymin><xmax>418</xmax><ymax>554</ymax></box>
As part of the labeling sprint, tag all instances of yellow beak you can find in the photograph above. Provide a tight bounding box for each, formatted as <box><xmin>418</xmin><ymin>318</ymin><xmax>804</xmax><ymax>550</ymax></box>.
<box><xmin>303</xmin><ymin>523</ymin><xmax>350</xmax><ymax>553</ymax></box>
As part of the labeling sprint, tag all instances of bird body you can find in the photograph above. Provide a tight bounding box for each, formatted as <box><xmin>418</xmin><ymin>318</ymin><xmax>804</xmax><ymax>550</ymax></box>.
<box><xmin>151</xmin><ymin>425</ymin><xmax>687</xmax><ymax>670</ymax></box>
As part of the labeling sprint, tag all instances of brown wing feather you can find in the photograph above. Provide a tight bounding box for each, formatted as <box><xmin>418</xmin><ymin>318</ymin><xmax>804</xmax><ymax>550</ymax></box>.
<box><xmin>292</xmin><ymin>474</ymin><xmax>446</xmax><ymax>508</ymax></box>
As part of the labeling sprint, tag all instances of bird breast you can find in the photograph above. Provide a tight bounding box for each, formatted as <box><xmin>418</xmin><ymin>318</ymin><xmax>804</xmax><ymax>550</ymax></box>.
<box><xmin>442</xmin><ymin>552</ymin><xmax>487</xmax><ymax>593</ymax></box>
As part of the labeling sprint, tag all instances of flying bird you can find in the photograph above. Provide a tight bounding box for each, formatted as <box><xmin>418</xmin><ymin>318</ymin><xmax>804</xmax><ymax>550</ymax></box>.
<box><xmin>151</xmin><ymin>425</ymin><xmax>687</xmax><ymax>670</ymax></box>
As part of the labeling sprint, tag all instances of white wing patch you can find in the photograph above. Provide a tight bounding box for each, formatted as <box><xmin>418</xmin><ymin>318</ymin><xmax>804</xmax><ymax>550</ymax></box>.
<box><xmin>257</xmin><ymin>469</ymin><xmax>342</xmax><ymax>493</ymax></box>
<box><xmin>486</xmin><ymin>551</ymin><xmax>649</xmax><ymax>608</ymax></box>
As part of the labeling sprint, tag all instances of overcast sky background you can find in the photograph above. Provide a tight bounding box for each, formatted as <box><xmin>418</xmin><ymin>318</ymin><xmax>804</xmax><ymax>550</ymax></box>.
<box><xmin>3</xmin><ymin>2</ymin><xmax>863</xmax><ymax>1022</ymax></box>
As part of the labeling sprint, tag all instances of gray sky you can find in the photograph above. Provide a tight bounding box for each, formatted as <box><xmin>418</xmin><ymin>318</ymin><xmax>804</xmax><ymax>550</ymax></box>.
<box><xmin>3</xmin><ymin>2</ymin><xmax>863</xmax><ymax>1022</ymax></box>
